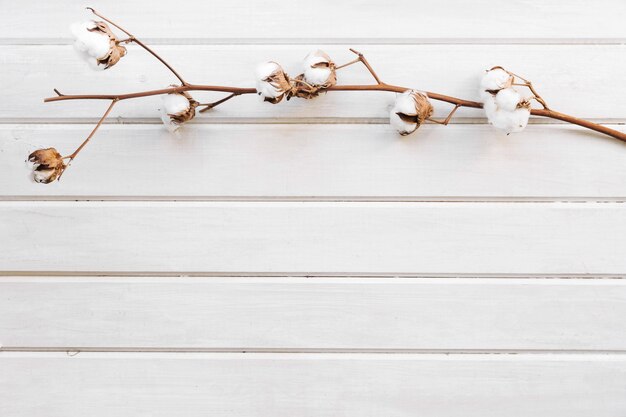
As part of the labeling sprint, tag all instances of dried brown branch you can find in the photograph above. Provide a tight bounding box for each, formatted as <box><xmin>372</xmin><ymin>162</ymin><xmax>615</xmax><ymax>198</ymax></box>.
<box><xmin>31</xmin><ymin>14</ymin><xmax>626</xmax><ymax>184</ymax></box>
<box><xmin>58</xmin><ymin>99</ymin><xmax>118</xmax><ymax>180</ymax></box>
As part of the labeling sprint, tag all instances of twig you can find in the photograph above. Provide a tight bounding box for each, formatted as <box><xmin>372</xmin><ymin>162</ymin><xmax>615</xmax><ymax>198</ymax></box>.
<box><xmin>348</xmin><ymin>48</ymin><xmax>383</xmax><ymax>84</ymax></box>
<box><xmin>198</xmin><ymin>92</ymin><xmax>241</xmax><ymax>113</ymax></box>
<box><xmin>428</xmin><ymin>104</ymin><xmax>462</xmax><ymax>125</ymax></box>
<box><xmin>59</xmin><ymin>99</ymin><xmax>118</xmax><ymax>179</ymax></box>
<box><xmin>86</xmin><ymin>7</ymin><xmax>188</xmax><ymax>85</ymax></box>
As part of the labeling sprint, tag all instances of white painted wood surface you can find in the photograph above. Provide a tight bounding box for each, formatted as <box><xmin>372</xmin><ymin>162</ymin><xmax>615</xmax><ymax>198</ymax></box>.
<box><xmin>2</xmin><ymin>1</ymin><xmax>626</xmax><ymax>415</ymax></box>
<box><xmin>1</xmin><ymin>202</ymin><xmax>625</xmax><ymax>274</ymax></box>
<box><xmin>3</xmin><ymin>124</ymin><xmax>626</xmax><ymax>199</ymax></box>
<box><xmin>3</xmin><ymin>0</ymin><xmax>625</xmax><ymax>41</ymax></box>
<box><xmin>2</xmin><ymin>352</ymin><xmax>626</xmax><ymax>417</ymax></box>
<box><xmin>1</xmin><ymin>277</ymin><xmax>625</xmax><ymax>350</ymax></box>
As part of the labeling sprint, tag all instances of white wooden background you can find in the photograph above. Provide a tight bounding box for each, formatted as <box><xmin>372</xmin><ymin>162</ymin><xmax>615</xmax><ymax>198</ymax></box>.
<box><xmin>1</xmin><ymin>1</ymin><xmax>626</xmax><ymax>415</ymax></box>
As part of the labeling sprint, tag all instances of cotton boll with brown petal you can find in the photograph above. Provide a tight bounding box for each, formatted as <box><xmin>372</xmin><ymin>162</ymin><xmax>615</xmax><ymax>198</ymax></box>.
<box><xmin>28</xmin><ymin>148</ymin><xmax>67</xmax><ymax>184</ymax></box>
<box><xmin>255</xmin><ymin>62</ymin><xmax>291</xmax><ymax>104</ymax></box>
<box><xmin>302</xmin><ymin>50</ymin><xmax>336</xmax><ymax>88</ymax></box>
<box><xmin>70</xmin><ymin>20</ymin><xmax>126</xmax><ymax>70</ymax></box>
<box><xmin>480</xmin><ymin>67</ymin><xmax>513</xmax><ymax>92</ymax></box>
<box><xmin>390</xmin><ymin>90</ymin><xmax>434</xmax><ymax>136</ymax></box>
<box><xmin>160</xmin><ymin>90</ymin><xmax>198</xmax><ymax>133</ymax></box>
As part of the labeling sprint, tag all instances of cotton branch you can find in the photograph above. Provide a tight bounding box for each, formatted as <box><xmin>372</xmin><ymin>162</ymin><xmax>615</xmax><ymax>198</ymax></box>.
<box><xmin>29</xmin><ymin>11</ymin><xmax>626</xmax><ymax>184</ymax></box>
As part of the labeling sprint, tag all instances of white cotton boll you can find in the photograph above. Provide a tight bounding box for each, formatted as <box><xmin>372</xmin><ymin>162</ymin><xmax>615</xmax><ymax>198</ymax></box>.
<box><xmin>162</xmin><ymin>93</ymin><xmax>190</xmax><ymax>115</ymax></box>
<box><xmin>302</xmin><ymin>50</ymin><xmax>333</xmax><ymax>86</ymax></box>
<box><xmin>255</xmin><ymin>62</ymin><xmax>281</xmax><ymax>99</ymax></box>
<box><xmin>394</xmin><ymin>91</ymin><xmax>419</xmax><ymax>115</ymax></box>
<box><xmin>495</xmin><ymin>88</ymin><xmax>521</xmax><ymax>112</ymax></box>
<box><xmin>70</xmin><ymin>21</ymin><xmax>110</xmax><ymax>59</ymax></box>
<box><xmin>480</xmin><ymin>91</ymin><xmax>498</xmax><ymax>118</ymax></box>
<box><xmin>480</xmin><ymin>68</ymin><xmax>512</xmax><ymax>91</ymax></box>
<box><xmin>304</xmin><ymin>66</ymin><xmax>332</xmax><ymax>86</ymax></box>
<box><xmin>160</xmin><ymin>93</ymin><xmax>191</xmax><ymax>133</ymax></box>
<box><xmin>389</xmin><ymin>112</ymin><xmax>416</xmax><ymax>135</ymax></box>
<box><xmin>489</xmin><ymin>108</ymin><xmax>530</xmax><ymax>134</ymax></box>
<box><xmin>389</xmin><ymin>91</ymin><xmax>423</xmax><ymax>135</ymax></box>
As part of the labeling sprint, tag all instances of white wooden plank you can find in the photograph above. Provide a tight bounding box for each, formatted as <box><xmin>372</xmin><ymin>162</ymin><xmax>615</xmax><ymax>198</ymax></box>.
<box><xmin>4</xmin><ymin>124</ymin><xmax>626</xmax><ymax>199</ymax></box>
<box><xmin>1</xmin><ymin>352</ymin><xmax>626</xmax><ymax>417</ymax></box>
<box><xmin>2</xmin><ymin>0</ymin><xmax>625</xmax><ymax>41</ymax></box>
<box><xmin>2</xmin><ymin>45</ymin><xmax>625</xmax><ymax>120</ymax></box>
<box><xmin>1</xmin><ymin>277</ymin><xmax>625</xmax><ymax>350</ymax></box>
<box><xmin>1</xmin><ymin>202</ymin><xmax>624</xmax><ymax>274</ymax></box>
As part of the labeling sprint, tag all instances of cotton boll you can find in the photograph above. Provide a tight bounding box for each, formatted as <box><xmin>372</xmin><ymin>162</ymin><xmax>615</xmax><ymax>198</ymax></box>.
<box><xmin>488</xmin><ymin>108</ymin><xmax>530</xmax><ymax>134</ymax></box>
<box><xmin>390</xmin><ymin>90</ymin><xmax>433</xmax><ymax>136</ymax></box>
<box><xmin>70</xmin><ymin>21</ymin><xmax>110</xmax><ymax>63</ymax></box>
<box><xmin>255</xmin><ymin>61</ymin><xmax>291</xmax><ymax>103</ymax></box>
<box><xmin>480</xmin><ymin>67</ymin><xmax>513</xmax><ymax>91</ymax></box>
<box><xmin>160</xmin><ymin>92</ymin><xmax>197</xmax><ymax>133</ymax></box>
<box><xmin>495</xmin><ymin>88</ymin><xmax>521</xmax><ymax>112</ymax></box>
<box><xmin>302</xmin><ymin>50</ymin><xmax>336</xmax><ymax>87</ymax></box>
<box><xmin>162</xmin><ymin>93</ymin><xmax>191</xmax><ymax>115</ymax></box>
<box><xmin>69</xmin><ymin>20</ymin><xmax>126</xmax><ymax>70</ymax></box>
<box><xmin>480</xmin><ymin>91</ymin><xmax>498</xmax><ymax>119</ymax></box>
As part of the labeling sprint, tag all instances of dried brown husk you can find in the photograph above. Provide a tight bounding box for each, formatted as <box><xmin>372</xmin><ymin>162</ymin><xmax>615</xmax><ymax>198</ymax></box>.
<box><xmin>90</xmin><ymin>21</ymin><xmax>127</xmax><ymax>69</ymax></box>
<box><xmin>262</xmin><ymin>64</ymin><xmax>292</xmax><ymax>104</ymax></box>
<box><xmin>28</xmin><ymin>148</ymin><xmax>66</xmax><ymax>184</ymax></box>
<box><xmin>395</xmin><ymin>91</ymin><xmax>434</xmax><ymax>135</ymax></box>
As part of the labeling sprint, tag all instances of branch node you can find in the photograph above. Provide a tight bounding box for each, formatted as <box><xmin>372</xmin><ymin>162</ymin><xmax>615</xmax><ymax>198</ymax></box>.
<box><xmin>53</xmin><ymin>88</ymin><xmax>64</xmax><ymax>97</ymax></box>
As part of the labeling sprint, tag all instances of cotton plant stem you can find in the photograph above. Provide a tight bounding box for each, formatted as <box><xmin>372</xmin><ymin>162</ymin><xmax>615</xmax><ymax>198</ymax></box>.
<box><xmin>87</xmin><ymin>7</ymin><xmax>188</xmax><ymax>85</ymax></box>
<box><xmin>57</xmin><ymin>99</ymin><xmax>117</xmax><ymax>179</ymax></box>
<box><xmin>45</xmin><ymin>83</ymin><xmax>625</xmax><ymax>142</ymax></box>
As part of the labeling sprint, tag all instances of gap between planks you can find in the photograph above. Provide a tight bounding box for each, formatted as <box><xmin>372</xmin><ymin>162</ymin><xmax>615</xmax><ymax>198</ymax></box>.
<box><xmin>1</xmin><ymin>118</ymin><xmax>624</xmax><ymax>125</ymax></box>
<box><xmin>1</xmin><ymin>38</ymin><xmax>625</xmax><ymax>46</ymax></box>
<box><xmin>1</xmin><ymin>197</ymin><xmax>625</xmax><ymax>202</ymax></box>
<box><xmin>0</xmin><ymin>271</ymin><xmax>624</xmax><ymax>279</ymax></box>
<box><xmin>2</xmin><ymin>347</ymin><xmax>626</xmax><ymax>355</ymax></box>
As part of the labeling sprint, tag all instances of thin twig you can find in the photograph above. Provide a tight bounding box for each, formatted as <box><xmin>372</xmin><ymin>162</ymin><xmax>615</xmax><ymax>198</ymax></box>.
<box><xmin>349</xmin><ymin>48</ymin><xmax>383</xmax><ymax>84</ymax></box>
<box><xmin>198</xmin><ymin>92</ymin><xmax>241</xmax><ymax>113</ymax></box>
<box><xmin>59</xmin><ymin>99</ymin><xmax>118</xmax><ymax>180</ymax></box>
<box><xmin>428</xmin><ymin>104</ymin><xmax>462</xmax><ymax>125</ymax></box>
<box><xmin>86</xmin><ymin>7</ymin><xmax>188</xmax><ymax>85</ymax></box>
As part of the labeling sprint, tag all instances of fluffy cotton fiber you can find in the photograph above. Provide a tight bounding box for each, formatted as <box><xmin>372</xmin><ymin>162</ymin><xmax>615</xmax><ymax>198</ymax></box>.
<box><xmin>480</xmin><ymin>68</ymin><xmax>530</xmax><ymax>134</ymax></box>
<box><xmin>160</xmin><ymin>93</ymin><xmax>192</xmax><ymax>132</ymax></box>
<box><xmin>255</xmin><ymin>62</ymin><xmax>286</xmax><ymax>101</ymax></box>
<box><xmin>70</xmin><ymin>21</ymin><xmax>111</xmax><ymax>70</ymax></box>
<box><xmin>389</xmin><ymin>90</ymin><xmax>433</xmax><ymax>136</ymax></box>
<box><xmin>302</xmin><ymin>50</ymin><xmax>335</xmax><ymax>87</ymax></box>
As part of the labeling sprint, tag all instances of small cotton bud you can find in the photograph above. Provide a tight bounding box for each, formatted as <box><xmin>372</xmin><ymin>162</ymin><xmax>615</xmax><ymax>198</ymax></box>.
<box><xmin>255</xmin><ymin>61</ymin><xmax>291</xmax><ymax>104</ymax></box>
<box><xmin>28</xmin><ymin>148</ymin><xmax>66</xmax><ymax>184</ymax></box>
<box><xmin>160</xmin><ymin>89</ymin><xmax>198</xmax><ymax>133</ymax></box>
<box><xmin>390</xmin><ymin>90</ymin><xmax>434</xmax><ymax>136</ymax></box>
<box><xmin>70</xmin><ymin>20</ymin><xmax>126</xmax><ymax>70</ymax></box>
<box><xmin>302</xmin><ymin>50</ymin><xmax>336</xmax><ymax>88</ymax></box>
<box><xmin>480</xmin><ymin>67</ymin><xmax>513</xmax><ymax>91</ymax></box>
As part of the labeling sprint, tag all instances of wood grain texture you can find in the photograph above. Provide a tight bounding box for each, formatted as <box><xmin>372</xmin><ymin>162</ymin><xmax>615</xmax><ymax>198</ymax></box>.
<box><xmin>4</xmin><ymin>124</ymin><xmax>626</xmax><ymax>199</ymax></box>
<box><xmin>2</xmin><ymin>0</ymin><xmax>625</xmax><ymax>42</ymax></box>
<box><xmin>1</xmin><ymin>277</ymin><xmax>625</xmax><ymax>350</ymax></box>
<box><xmin>1</xmin><ymin>202</ymin><xmax>624</xmax><ymax>274</ymax></box>
<box><xmin>2</xmin><ymin>45</ymin><xmax>625</xmax><ymax>120</ymax></box>
<box><xmin>2</xmin><ymin>352</ymin><xmax>626</xmax><ymax>417</ymax></box>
